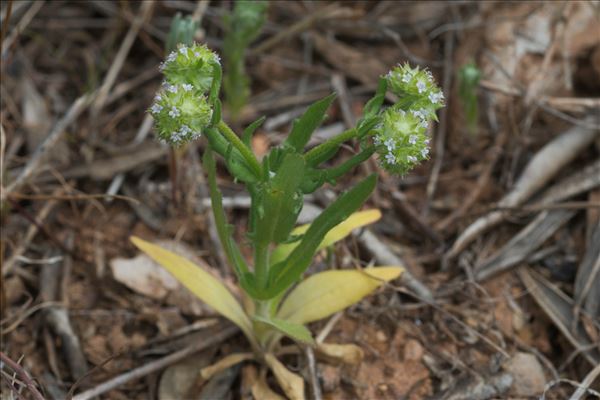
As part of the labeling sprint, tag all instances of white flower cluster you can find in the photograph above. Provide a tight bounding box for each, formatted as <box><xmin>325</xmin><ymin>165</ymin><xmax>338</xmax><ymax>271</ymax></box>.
<box><xmin>371</xmin><ymin>63</ymin><xmax>444</xmax><ymax>175</ymax></box>
<box><xmin>149</xmin><ymin>81</ymin><xmax>212</xmax><ymax>145</ymax></box>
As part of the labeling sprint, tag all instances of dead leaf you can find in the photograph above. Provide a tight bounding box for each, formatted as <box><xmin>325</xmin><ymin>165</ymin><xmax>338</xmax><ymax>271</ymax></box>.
<box><xmin>316</xmin><ymin>342</ymin><xmax>364</xmax><ymax>365</ymax></box>
<box><xmin>265</xmin><ymin>353</ymin><xmax>305</xmax><ymax>400</ymax></box>
<box><xmin>200</xmin><ymin>353</ymin><xmax>255</xmax><ymax>381</ymax></box>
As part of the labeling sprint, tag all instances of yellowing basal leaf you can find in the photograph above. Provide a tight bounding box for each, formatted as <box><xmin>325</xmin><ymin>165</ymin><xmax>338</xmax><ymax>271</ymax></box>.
<box><xmin>265</xmin><ymin>353</ymin><xmax>305</xmax><ymax>400</ymax></box>
<box><xmin>130</xmin><ymin>236</ymin><xmax>253</xmax><ymax>340</ymax></box>
<box><xmin>277</xmin><ymin>267</ymin><xmax>403</xmax><ymax>324</ymax></box>
<box><xmin>271</xmin><ymin>209</ymin><xmax>382</xmax><ymax>264</ymax></box>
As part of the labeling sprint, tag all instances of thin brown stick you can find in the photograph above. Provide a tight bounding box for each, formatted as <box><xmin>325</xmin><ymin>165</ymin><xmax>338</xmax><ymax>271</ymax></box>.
<box><xmin>425</xmin><ymin>30</ymin><xmax>454</xmax><ymax>211</ymax></box>
<box><xmin>70</xmin><ymin>325</ymin><xmax>238</xmax><ymax>400</ymax></box>
<box><xmin>0</xmin><ymin>351</ymin><xmax>45</xmax><ymax>400</ymax></box>
<box><xmin>1</xmin><ymin>93</ymin><xmax>95</xmax><ymax>202</ymax></box>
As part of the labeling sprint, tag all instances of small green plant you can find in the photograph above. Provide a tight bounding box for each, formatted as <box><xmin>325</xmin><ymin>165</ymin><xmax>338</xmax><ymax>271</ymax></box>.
<box><xmin>136</xmin><ymin>43</ymin><xmax>444</xmax><ymax>397</ymax></box>
<box><xmin>222</xmin><ymin>0</ymin><xmax>268</xmax><ymax>121</ymax></box>
<box><xmin>458</xmin><ymin>61</ymin><xmax>481</xmax><ymax>135</ymax></box>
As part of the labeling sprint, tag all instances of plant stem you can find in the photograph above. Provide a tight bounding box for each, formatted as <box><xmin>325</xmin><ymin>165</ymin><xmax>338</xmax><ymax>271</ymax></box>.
<box><xmin>303</xmin><ymin>127</ymin><xmax>357</xmax><ymax>166</ymax></box>
<box><xmin>254</xmin><ymin>241</ymin><xmax>270</xmax><ymax>290</ymax></box>
<box><xmin>217</xmin><ymin>119</ymin><xmax>262</xmax><ymax>178</ymax></box>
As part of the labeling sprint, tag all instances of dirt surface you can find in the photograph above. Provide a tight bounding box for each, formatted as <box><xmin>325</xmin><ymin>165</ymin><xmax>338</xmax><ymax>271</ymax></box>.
<box><xmin>1</xmin><ymin>1</ymin><xmax>599</xmax><ymax>399</ymax></box>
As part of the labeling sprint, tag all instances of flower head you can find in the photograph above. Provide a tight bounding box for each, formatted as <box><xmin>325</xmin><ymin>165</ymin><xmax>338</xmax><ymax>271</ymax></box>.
<box><xmin>369</xmin><ymin>63</ymin><xmax>444</xmax><ymax>175</ymax></box>
<box><xmin>149</xmin><ymin>83</ymin><xmax>212</xmax><ymax>145</ymax></box>
<box><xmin>386</xmin><ymin>63</ymin><xmax>445</xmax><ymax>111</ymax></box>
<box><xmin>160</xmin><ymin>43</ymin><xmax>219</xmax><ymax>95</ymax></box>
<box><xmin>371</xmin><ymin>105</ymin><xmax>431</xmax><ymax>175</ymax></box>
<box><xmin>149</xmin><ymin>43</ymin><xmax>220</xmax><ymax>146</ymax></box>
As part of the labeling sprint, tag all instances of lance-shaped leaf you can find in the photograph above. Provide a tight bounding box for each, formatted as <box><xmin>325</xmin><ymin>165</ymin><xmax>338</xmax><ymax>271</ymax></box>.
<box><xmin>362</xmin><ymin>77</ymin><xmax>387</xmax><ymax>119</ymax></box>
<box><xmin>253</xmin><ymin>315</ymin><xmax>314</xmax><ymax>344</ymax></box>
<box><xmin>242</xmin><ymin>116</ymin><xmax>266</xmax><ymax>148</ymax></box>
<box><xmin>277</xmin><ymin>267</ymin><xmax>403</xmax><ymax>324</ymax></box>
<box><xmin>264</xmin><ymin>174</ymin><xmax>377</xmax><ymax>298</ymax></box>
<box><xmin>271</xmin><ymin>209</ymin><xmax>382</xmax><ymax>265</ymax></box>
<box><xmin>130</xmin><ymin>237</ymin><xmax>254</xmax><ymax>342</ymax></box>
<box><xmin>255</xmin><ymin>153</ymin><xmax>305</xmax><ymax>245</ymax></box>
<box><xmin>284</xmin><ymin>93</ymin><xmax>336</xmax><ymax>152</ymax></box>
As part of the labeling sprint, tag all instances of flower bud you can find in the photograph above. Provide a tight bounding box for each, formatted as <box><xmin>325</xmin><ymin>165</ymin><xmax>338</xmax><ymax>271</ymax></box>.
<box><xmin>386</xmin><ymin>63</ymin><xmax>444</xmax><ymax>111</ymax></box>
<box><xmin>149</xmin><ymin>83</ymin><xmax>212</xmax><ymax>145</ymax></box>
<box><xmin>160</xmin><ymin>43</ymin><xmax>220</xmax><ymax>94</ymax></box>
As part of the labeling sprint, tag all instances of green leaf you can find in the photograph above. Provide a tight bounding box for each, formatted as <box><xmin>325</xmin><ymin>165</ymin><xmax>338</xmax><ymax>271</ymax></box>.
<box><xmin>264</xmin><ymin>174</ymin><xmax>377</xmax><ymax>298</ymax></box>
<box><xmin>255</xmin><ymin>153</ymin><xmax>305</xmax><ymax>245</ymax></box>
<box><xmin>324</xmin><ymin>146</ymin><xmax>375</xmax><ymax>184</ymax></box>
<box><xmin>285</xmin><ymin>94</ymin><xmax>336</xmax><ymax>152</ymax></box>
<box><xmin>242</xmin><ymin>116</ymin><xmax>266</xmax><ymax>148</ymax></box>
<box><xmin>205</xmin><ymin>127</ymin><xmax>258</xmax><ymax>183</ymax></box>
<box><xmin>253</xmin><ymin>315</ymin><xmax>314</xmax><ymax>344</ymax></box>
<box><xmin>130</xmin><ymin>237</ymin><xmax>255</xmax><ymax>341</ymax></box>
<box><xmin>362</xmin><ymin>77</ymin><xmax>387</xmax><ymax>118</ymax></box>
<box><xmin>271</xmin><ymin>209</ymin><xmax>382</xmax><ymax>265</ymax></box>
<box><xmin>204</xmin><ymin>147</ymin><xmax>251</xmax><ymax>281</ymax></box>
<box><xmin>277</xmin><ymin>267</ymin><xmax>403</xmax><ymax>324</ymax></box>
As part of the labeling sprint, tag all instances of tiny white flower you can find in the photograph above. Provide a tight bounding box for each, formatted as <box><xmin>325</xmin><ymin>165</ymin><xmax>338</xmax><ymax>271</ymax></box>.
<box><xmin>194</xmin><ymin>51</ymin><xmax>200</xmax><ymax>58</ymax></box>
<box><xmin>402</xmin><ymin>73</ymin><xmax>411</xmax><ymax>83</ymax></box>
<box><xmin>409</xmin><ymin>135</ymin><xmax>418</xmax><ymax>145</ymax></box>
<box><xmin>429</xmin><ymin>91</ymin><xmax>444</xmax><ymax>104</ymax></box>
<box><xmin>421</xmin><ymin>148</ymin><xmax>429</xmax><ymax>157</ymax></box>
<box><xmin>425</xmin><ymin>138</ymin><xmax>431</xmax><ymax>145</ymax></box>
<box><xmin>164</xmin><ymin>83</ymin><xmax>177</xmax><ymax>93</ymax></box>
<box><xmin>168</xmin><ymin>106</ymin><xmax>180</xmax><ymax>118</ymax></box>
<box><xmin>154</xmin><ymin>94</ymin><xmax>162</xmax><ymax>102</ymax></box>
<box><xmin>408</xmin><ymin>155</ymin><xmax>417</xmax><ymax>163</ymax></box>
<box><xmin>385</xmin><ymin>153</ymin><xmax>396</xmax><ymax>164</ymax></box>
<box><xmin>373</xmin><ymin>135</ymin><xmax>382</xmax><ymax>145</ymax></box>
<box><xmin>179</xmin><ymin>46</ymin><xmax>188</xmax><ymax>56</ymax></box>
<box><xmin>269</xmin><ymin>171</ymin><xmax>276</xmax><ymax>178</ymax></box>
<box><xmin>384</xmin><ymin>138</ymin><xmax>396</xmax><ymax>151</ymax></box>
<box><xmin>150</xmin><ymin>103</ymin><xmax>162</xmax><ymax>114</ymax></box>
<box><xmin>416</xmin><ymin>80</ymin><xmax>427</xmax><ymax>93</ymax></box>
<box><xmin>179</xmin><ymin>125</ymin><xmax>191</xmax><ymax>135</ymax></box>
<box><xmin>182</xmin><ymin>83</ymin><xmax>193</xmax><ymax>92</ymax></box>
<box><xmin>166</xmin><ymin>51</ymin><xmax>176</xmax><ymax>63</ymax></box>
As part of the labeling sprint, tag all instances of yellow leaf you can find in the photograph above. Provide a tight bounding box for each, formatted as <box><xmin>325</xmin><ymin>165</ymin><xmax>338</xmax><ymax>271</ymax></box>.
<box><xmin>130</xmin><ymin>236</ymin><xmax>254</xmax><ymax>341</ymax></box>
<box><xmin>271</xmin><ymin>209</ymin><xmax>381</xmax><ymax>264</ymax></box>
<box><xmin>265</xmin><ymin>353</ymin><xmax>305</xmax><ymax>400</ymax></box>
<box><xmin>277</xmin><ymin>267</ymin><xmax>403</xmax><ymax>324</ymax></box>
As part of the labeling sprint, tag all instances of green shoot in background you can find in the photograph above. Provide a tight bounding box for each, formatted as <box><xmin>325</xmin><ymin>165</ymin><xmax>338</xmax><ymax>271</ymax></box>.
<box><xmin>458</xmin><ymin>61</ymin><xmax>481</xmax><ymax>135</ymax></box>
<box><xmin>139</xmin><ymin>42</ymin><xmax>444</xmax><ymax>397</ymax></box>
<box><xmin>222</xmin><ymin>0</ymin><xmax>268</xmax><ymax>121</ymax></box>
<box><xmin>167</xmin><ymin>13</ymin><xmax>198</xmax><ymax>53</ymax></box>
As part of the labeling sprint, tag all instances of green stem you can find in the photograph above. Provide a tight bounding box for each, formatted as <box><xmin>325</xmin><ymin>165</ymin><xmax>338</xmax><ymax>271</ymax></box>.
<box><xmin>254</xmin><ymin>241</ymin><xmax>270</xmax><ymax>290</ymax></box>
<box><xmin>304</xmin><ymin>128</ymin><xmax>357</xmax><ymax>166</ymax></box>
<box><xmin>217</xmin><ymin>120</ymin><xmax>262</xmax><ymax>178</ymax></box>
